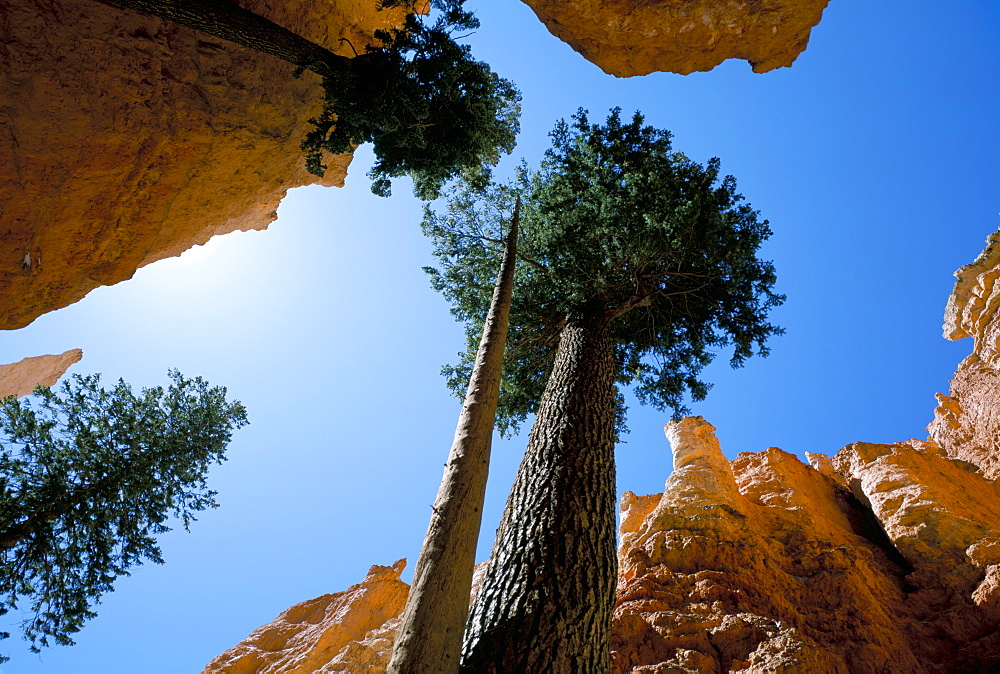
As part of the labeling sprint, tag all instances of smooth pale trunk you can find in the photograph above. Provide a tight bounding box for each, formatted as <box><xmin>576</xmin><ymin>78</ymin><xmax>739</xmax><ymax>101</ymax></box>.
<box><xmin>461</xmin><ymin>304</ymin><xmax>618</xmax><ymax>673</ymax></box>
<box><xmin>387</xmin><ymin>208</ymin><xmax>519</xmax><ymax>673</ymax></box>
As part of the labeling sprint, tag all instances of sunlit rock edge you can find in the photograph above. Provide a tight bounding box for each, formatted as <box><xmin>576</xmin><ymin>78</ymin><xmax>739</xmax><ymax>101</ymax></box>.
<box><xmin>518</xmin><ymin>0</ymin><xmax>832</xmax><ymax>76</ymax></box>
<box><xmin>0</xmin><ymin>349</ymin><xmax>83</xmax><ymax>399</ymax></box>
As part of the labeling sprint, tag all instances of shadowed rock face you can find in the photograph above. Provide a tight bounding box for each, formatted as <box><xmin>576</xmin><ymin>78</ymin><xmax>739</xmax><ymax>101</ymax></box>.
<box><xmin>518</xmin><ymin>0</ymin><xmax>832</xmax><ymax>76</ymax></box>
<box><xmin>835</xmin><ymin>440</ymin><xmax>1000</xmax><ymax>667</ymax></box>
<box><xmin>0</xmin><ymin>0</ymin><xmax>408</xmax><ymax>329</ymax></box>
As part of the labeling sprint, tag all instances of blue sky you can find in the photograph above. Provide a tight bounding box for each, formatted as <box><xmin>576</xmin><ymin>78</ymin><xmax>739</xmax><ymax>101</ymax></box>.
<box><xmin>2</xmin><ymin>0</ymin><xmax>998</xmax><ymax>671</ymax></box>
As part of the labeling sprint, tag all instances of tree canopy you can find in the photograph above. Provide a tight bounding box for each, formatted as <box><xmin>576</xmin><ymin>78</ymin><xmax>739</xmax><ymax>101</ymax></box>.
<box><xmin>111</xmin><ymin>0</ymin><xmax>520</xmax><ymax>199</ymax></box>
<box><xmin>0</xmin><ymin>371</ymin><xmax>248</xmax><ymax>661</ymax></box>
<box><xmin>303</xmin><ymin>0</ymin><xmax>521</xmax><ymax>198</ymax></box>
<box><xmin>423</xmin><ymin>109</ymin><xmax>785</xmax><ymax>669</ymax></box>
<box><xmin>424</xmin><ymin>108</ymin><xmax>785</xmax><ymax>436</ymax></box>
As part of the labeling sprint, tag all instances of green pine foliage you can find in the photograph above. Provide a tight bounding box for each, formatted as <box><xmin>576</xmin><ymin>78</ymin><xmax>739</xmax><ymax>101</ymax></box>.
<box><xmin>301</xmin><ymin>0</ymin><xmax>521</xmax><ymax>199</ymax></box>
<box><xmin>0</xmin><ymin>371</ymin><xmax>248</xmax><ymax>661</ymax></box>
<box><xmin>423</xmin><ymin>108</ymin><xmax>785</xmax><ymax>435</ymax></box>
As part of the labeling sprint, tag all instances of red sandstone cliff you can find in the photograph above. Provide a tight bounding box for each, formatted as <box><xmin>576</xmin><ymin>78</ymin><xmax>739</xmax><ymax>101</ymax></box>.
<box><xmin>0</xmin><ymin>0</ymin><xmax>408</xmax><ymax>329</ymax></box>
<box><xmin>608</xmin><ymin>228</ymin><xmax>1000</xmax><ymax>672</ymax></box>
<box><xmin>930</xmin><ymin>229</ymin><xmax>1000</xmax><ymax>481</ymax></box>
<box><xmin>603</xmin><ymin>229</ymin><xmax>1000</xmax><ymax>671</ymax></box>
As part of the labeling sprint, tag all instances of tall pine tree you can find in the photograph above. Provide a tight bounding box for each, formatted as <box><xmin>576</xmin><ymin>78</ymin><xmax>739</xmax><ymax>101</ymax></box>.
<box><xmin>422</xmin><ymin>109</ymin><xmax>784</xmax><ymax>671</ymax></box>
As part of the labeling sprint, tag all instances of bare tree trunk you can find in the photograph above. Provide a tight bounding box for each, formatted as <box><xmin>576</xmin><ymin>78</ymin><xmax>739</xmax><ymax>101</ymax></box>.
<box><xmin>460</xmin><ymin>303</ymin><xmax>618</xmax><ymax>673</ymax></box>
<box><xmin>105</xmin><ymin>0</ymin><xmax>352</xmax><ymax>78</ymax></box>
<box><xmin>388</xmin><ymin>203</ymin><xmax>520</xmax><ymax>674</ymax></box>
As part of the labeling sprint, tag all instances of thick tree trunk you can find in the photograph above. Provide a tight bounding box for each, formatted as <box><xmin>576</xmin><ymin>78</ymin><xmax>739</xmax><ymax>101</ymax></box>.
<box><xmin>388</xmin><ymin>206</ymin><xmax>520</xmax><ymax>674</ymax></box>
<box><xmin>460</xmin><ymin>304</ymin><xmax>618</xmax><ymax>673</ymax></box>
<box><xmin>106</xmin><ymin>0</ymin><xmax>352</xmax><ymax>78</ymax></box>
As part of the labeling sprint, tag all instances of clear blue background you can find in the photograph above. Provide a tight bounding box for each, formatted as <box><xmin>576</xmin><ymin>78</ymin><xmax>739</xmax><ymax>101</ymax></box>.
<box><xmin>2</xmin><ymin>0</ymin><xmax>998</xmax><ymax>671</ymax></box>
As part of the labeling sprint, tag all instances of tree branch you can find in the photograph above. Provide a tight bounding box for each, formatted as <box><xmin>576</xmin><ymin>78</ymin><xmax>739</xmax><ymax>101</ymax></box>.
<box><xmin>453</xmin><ymin>233</ymin><xmax>551</xmax><ymax>275</ymax></box>
<box><xmin>105</xmin><ymin>0</ymin><xmax>354</xmax><ymax>79</ymax></box>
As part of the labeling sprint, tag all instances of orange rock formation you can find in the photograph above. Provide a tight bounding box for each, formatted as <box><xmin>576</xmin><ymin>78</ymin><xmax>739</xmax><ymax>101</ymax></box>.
<box><xmin>203</xmin><ymin>560</ymin><xmax>409</xmax><ymax>674</ymax></box>
<box><xmin>0</xmin><ymin>349</ymin><xmax>83</xmax><ymax>398</ymax></box>
<box><xmin>209</xmin><ymin>229</ymin><xmax>1000</xmax><ymax>671</ymax></box>
<box><xmin>0</xmin><ymin>0</ymin><xmax>408</xmax><ymax>329</ymax></box>
<box><xmin>930</xmin><ymin>229</ymin><xmax>1000</xmax><ymax>480</ymax></box>
<box><xmin>613</xmin><ymin>422</ymin><xmax>1000</xmax><ymax>672</ymax></box>
<box><xmin>519</xmin><ymin>0</ymin><xmax>832</xmax><ymax>76</ymax></box>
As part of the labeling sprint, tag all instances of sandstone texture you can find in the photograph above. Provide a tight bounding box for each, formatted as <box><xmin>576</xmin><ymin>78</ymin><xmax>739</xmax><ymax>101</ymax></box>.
<box><xmin>0</xmin><ymin>0</ymin><xmax>407</xmax><ymax>329</ymax></box>
<box><xmin>203</xmin><ymin>560</ymin><xmax>409</xmax><ymax>674</ymax></box>
<box><xmin>0</xmin><ymin>349</ymin><xmax>83</xmax><ymax>398</ymax></box>
<box><xmin>942</xmin><ymin>230</ymin><xmax>1000</xmax><ymax>351</ymax></box>
<box><xmin>834</xmin><ymin>440</ymin><xmax>1000</xmax><ymax>667</ymax></box>
<box><xmin>614</xmin><ymin>419</ymin><xmax>920</xmax><ymax>673</ymax></box>
<box><xmin>930</xmin><ymin>229</ymin><xmax>1000</xmax><ymax>479</ymax></box>
<box><xmin>519</xmin><ymin>0</ymin><xmax>831</xmax><ymax>76</ymax></box>
<box><xmin>614</xmin><ymin>420</ymin><xmax>1000</xmax><ymax>672</ymax></box>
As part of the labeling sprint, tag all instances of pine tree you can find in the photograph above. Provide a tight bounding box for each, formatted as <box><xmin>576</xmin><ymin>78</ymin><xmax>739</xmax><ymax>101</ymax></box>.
<box><xmin>0</xmin><ymin>371</ymin><xmax>248</xmax><ymax>661</ymax></box>
<box><xmin>108</xmin><ymin>0</ymin><xmax>520</xmax><ymax>198</ymax></box>
<box><xmin>422</xmin><ymin>109</ymin><xmax>784</xmax><ymax>671</ymax></box>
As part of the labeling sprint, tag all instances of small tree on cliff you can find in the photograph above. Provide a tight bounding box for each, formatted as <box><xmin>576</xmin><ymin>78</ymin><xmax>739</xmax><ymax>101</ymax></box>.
<box><xmin>422</xmin><ymin>109</ymin><xmax>784</xmax><ymax>672</ymax></box>
<box><xmin>0</xmin><ymin>371</ymin><xmax>248</xmax><ymax>662</ymax></box>
<box><xmin>107</xmin><ymin>0</ymin><xmax>520</xmax><ymax>198</ymax></box>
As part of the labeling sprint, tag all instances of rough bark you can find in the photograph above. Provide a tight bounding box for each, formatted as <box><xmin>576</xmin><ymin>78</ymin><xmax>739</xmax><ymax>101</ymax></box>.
<box><xmin>106</xmin><ymin>0</ymin><xmax>352</xmax><ymax>78</ymax></box>
<box><xmin>388</xmin><ymin>205</ymin><xmax>520</xmax><ymax>673</ymax></box>
<box><xmin>460</xmin><ymin>304</ymin><xmax>618</xmax><ymax>673</ymax></box>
